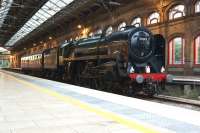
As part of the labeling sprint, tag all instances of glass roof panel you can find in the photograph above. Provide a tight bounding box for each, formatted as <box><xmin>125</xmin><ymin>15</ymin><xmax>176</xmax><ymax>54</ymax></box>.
<box><xmin>22</xmin><ymin>26</ymin><xmax>32</xmax><ymax>32</ymax></box>
<box><xmin>32</xmin><ymin>16</ymin><xmax>45</xmax><ymax>24</ymax></box>
<box><xmin>37</xmin><ymin>10</ymin><xmax>51</xmax><ymax>18</ymax></box>
<box><xmin>45</xmin><ymin>1</ymin><xmax>61</xmax><ymax>12</ymax></box>
<box><xmin>5</xmin><ymin>0</ymin><xmax>74</xmax><ymax>46</ymax></box>
<box><xmin>41</xmin><ymin>6</ymin><xmax>56</xmax><ymax>16</ymax></box>
<box><xmin>28</xmin><ymin>19</ymin><xmax>40</xmax><ymax>26</ymax></box>
<box><xmin>26</xmin><ymin>22</ymin><xmax>36</xmax><ymax>28</ymax></box>
<box><xmin>55</xmin><ymin>1</ymin><xmax>67</xmax><ymax>8</ymax></box>
<box><xmin>35</xmin><ymin>12</ymin><xmax>48</xmax><ymax>21</ymax></box>
<box><xmin>63</xmin><ymin>0</ymin><xmax>74</xmax><ymax>4</ymax></box>
<box><xmin>0</xmin><ymin>9</ymin><xmax>9</xmax><ymax>14</ymax></box>
<box><xmin>0</xmin><ymin>0</ymin><xmax>13</xmax><ymax>29</ymax></box>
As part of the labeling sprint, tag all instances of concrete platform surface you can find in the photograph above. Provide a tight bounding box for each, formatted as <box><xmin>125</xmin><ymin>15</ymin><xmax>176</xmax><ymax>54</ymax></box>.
<box><xmin>0</xmin><ymin>69</ymin><xmax>200</xmax><ymax>133</ymax></box>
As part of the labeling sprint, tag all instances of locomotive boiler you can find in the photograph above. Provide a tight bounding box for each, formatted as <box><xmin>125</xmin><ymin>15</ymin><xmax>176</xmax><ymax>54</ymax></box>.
<box><xmin>21</xmin><ymin>26</ymin><xmax>168</xmax><ymax>96</ymax></box>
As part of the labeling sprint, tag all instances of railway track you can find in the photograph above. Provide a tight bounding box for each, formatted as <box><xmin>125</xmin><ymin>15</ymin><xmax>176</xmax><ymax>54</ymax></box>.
<box><xmin>154</xmin><ymin>95</ymin><xmax>200</xmax><ymax>107</ymax></box>
<box><xmin>132</xmin><ymin>93</ymin><xmax>200</xmax><ymax>111</ymax></box>
<box><xmin>141</xmin><ymin>95</ymin><xmax>200</xmax><ymax>111</ymax></box>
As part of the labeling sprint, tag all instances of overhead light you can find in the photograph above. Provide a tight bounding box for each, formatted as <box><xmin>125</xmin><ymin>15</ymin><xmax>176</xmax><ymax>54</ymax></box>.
<box><xmin>33</xmin><ymin>43</ymin><xmax>37</xmax><ymax>46</ymax></box>
<box><xmin>20</xmin><ymin>4</ymin><xmax>25</xmax><ymax>8</ymax></box>
<box><xmin>40</xmin><ymin>41</ymin><xmax>43</xmax><ymax>44</ymax></box>
<box><xmin>49</xmin><ymin>36</ymin><xmax>52</xmax><ymax>40</ymax></box>
<box><xmin>82</xmin><ymin>28</ymin><xmax>89</xmax><ymax>38</ymax></box>
<box><xmin>109</xmin><ymin>1</ymin><xmax>121</xmax><ymax>6</ymax></box>
<box><xmin>24</xmin><ymin>48</ymin><xmax>27</xmax><ymax>50</ymax></box>
<box><xmin>77</xmin><ymin>25</ymin><xmax>82</xmax><ymax>29</ymax></box>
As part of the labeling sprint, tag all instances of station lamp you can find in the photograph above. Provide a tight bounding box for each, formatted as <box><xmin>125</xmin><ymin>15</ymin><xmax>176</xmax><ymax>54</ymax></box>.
<box><xmin>77</xmin><ymin>25</ymin><xmax>82</xmax><ymax>29</ymax></box>
<box><xmin>49</xmin><ymin>36</ymin><xmax>53</xmax><ymax>40</ymax></box>
<box><xmin>10</xmin><ymin>55</ymin><xmax>13</xmax><ymax>59</ymax></box>
<box><xmin>82</xmin><ymin>28</ymin><xmax>89</xmax><ymax>38</ymax></box>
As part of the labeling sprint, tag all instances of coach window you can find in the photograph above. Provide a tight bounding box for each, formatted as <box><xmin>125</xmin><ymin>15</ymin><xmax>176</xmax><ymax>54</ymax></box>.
<box><xmin>93</xmin><ymin>29</ymin><xmax>102</xmax><ymax>36</ymax></box>
<box><xmin>168</xmin><ymin>37</ymin><xmax>185</xmax><ymax>65</ymax></box>
<box><xmin>131</xmin><ymin>17</ymin><xmax>141</xmax><ymax>27</ymax></box>
<box><xmin>195</xmin><ymin>35</ymin><xmax>200</xmax><ymax>64</ymax></box>
<box><xmin>147</xmin><ymin>12</ymin><xmax>160</xmax><ymax>25</ymax></box>
<box><xmin>118</xmin><ymin>22</ymin><xmax>126</xmax><ymax>31</ymax></box>
<box><xmin>75</xmin><ymin>36</ymin><xmax>79</xmax><ymax>40</ymax></box>
<box><xmin>89</xmin><ymin>32</ymin><xmax>94</xmax><ymax>37</ymax></box>
<box><xmin>96</xmin><ymin>29</ymin><xmax>102</xmax><ymax>34</ymax></box>
<box><xmin>195</xmin><ymin>1</ymin><xmax>200</xmax><ymax>13</ymax></box>
<box><xmin>105</xmin><ymin>26</ymin><xmax>113</xmax><ymax>36</ymax></box>
<box><xmin>169</xmin><ymin>5</ymin><xmax>185</xmax><ymax>20</ymax></box>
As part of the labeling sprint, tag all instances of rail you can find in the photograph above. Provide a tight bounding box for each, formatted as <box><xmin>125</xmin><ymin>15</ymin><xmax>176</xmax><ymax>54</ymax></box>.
<box><xmin>154</xmin><ymin>95</ymin><xmax>200</xmax><ymax>107</ymax></box>
<box><xmin>168</xmin><ymin>76</ymin><xmax>200</xmax><ymax>85</ymax></box>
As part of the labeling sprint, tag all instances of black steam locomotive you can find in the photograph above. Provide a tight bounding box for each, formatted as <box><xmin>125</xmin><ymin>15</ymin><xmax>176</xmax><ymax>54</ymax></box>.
<box><xmin>21</xmin><ymin>26</ymin><xmax>169</xmax><ymax>96</ymax></box>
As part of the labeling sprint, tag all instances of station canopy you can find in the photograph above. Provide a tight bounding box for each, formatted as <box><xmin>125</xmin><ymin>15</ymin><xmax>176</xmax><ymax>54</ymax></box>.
<box><xmin>2</xmin><ymin>0</ymin><xmax>74</xmax><ymax>47</ymax></box>
<box><xmin>0</xmin><ymin>0</ymin><xmax>127</xmax><ymax>50</ymax></box>
<box><xmin>0</xmin><ymin>47</ymin><xmax>8</xmax><ymax>52</ymax></box>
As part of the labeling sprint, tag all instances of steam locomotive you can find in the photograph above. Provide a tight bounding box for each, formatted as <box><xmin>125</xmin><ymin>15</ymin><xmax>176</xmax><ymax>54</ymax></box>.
<box><xmin>21</xmin><ymin>26</ymin><xmax>169</xmax><ymax>96</ymax></box>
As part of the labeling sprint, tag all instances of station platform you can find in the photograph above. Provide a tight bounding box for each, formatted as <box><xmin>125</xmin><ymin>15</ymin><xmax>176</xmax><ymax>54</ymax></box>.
<box><xmin>0</xmin><ymin>70</ymin><xmax>200</xmax><ymax>133</ymax></box>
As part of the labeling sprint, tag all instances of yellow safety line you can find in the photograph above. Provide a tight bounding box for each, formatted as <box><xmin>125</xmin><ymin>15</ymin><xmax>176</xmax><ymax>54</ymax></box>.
<box><xmin>4</xmin><ymin>71</ymin><xmax>160</xmax><ymax>133</ymax></box>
